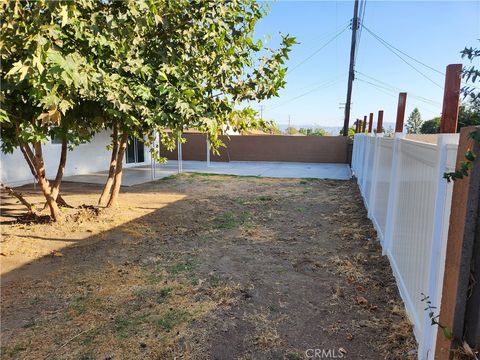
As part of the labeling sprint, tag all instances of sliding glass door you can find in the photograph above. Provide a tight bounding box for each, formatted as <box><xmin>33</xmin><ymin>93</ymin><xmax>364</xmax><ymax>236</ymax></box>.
<box><xmin>126</xmin><ymin>136</ymin><xmax>145</xmax><ymax>164</ymax></box>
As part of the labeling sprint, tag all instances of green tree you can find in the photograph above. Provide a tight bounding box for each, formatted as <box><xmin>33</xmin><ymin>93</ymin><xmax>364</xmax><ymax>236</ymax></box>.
<box><xmin>299</xmin><ymin>127</ymin><xmax>330</xmax><ymax>136</ymax></box>
<box><xmin>420</xmin><ymin>117</ymin><xmax>440</xmax><ymax>134</ymax></box>
<box><xmin>1</xmin><ymin>0</ymin><xmax>296</xmax><ymax>219</ymax></box>
<box><xmin>286</xmin><ymin>126</ymin><xmax>299</xmax><ymax>135</ymax></box>
<box><xmin>458</xmin><ymin>98</ymin><xmax>480</xmax><ymax>129</ymax></box>
<box><xmin>406</xmin><ymin>108</ymin><xmax>423</xmax><ymax>134</ymax></box>
<box><xmin>1</xmin><ymin>0</ymin><xmax>103</xmax><ymax>221</ymax></box>
<box><xmin>97</xmin><ymin>0</ymin><xmax>296</xmax><ymax>206</ymax></box>
<box><xmin>263</xmin><ymin>120</ymin><xmax>282</xmax><ymax>134</ymax></box>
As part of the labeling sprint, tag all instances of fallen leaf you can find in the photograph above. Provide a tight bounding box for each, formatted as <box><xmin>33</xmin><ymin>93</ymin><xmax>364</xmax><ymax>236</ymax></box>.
<box><xmin>356</xmin><ymin>295</ymin><xmax>368</xmax><ymax>305</ymax></box>
<box><xmin>50</xmin><ymin>250</ymin><xmax>64</xmax><ymax>257</ymax></box>
<box><xmin>356</xmin><ymin>285</ymin><xmax>365</xmax><ymax>292</ymax></box>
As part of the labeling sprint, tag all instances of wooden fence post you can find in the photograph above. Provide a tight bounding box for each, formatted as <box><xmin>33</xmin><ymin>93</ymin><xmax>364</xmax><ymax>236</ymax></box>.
<box><xmin>362</xmin><ymin>115</ymin><xmax>367</xmax><ymax>133</ymax></box>
<box><xmin>435</xmin><ymin>126</ymin><xmax>480</xmax><ymax>359</ymax></box>
<box><xmin>420</xmin><ymin>133</ymin><xmax>459</xmax><ymax>359</ymax></box>
<box><xmin>377</xmin><ymin>110</ymin><xmax>384</xmax><ymax>133</ymax></box>
<box><xmin>368</xmin><ymin>113</ymin><xmax>374</xmax><ymax>133</ymax></box>
<box><xmin>439</xmin><ymin>64</ymin><xmax>462</xmax><ymax>134</ymax></box>
<box><xmin>395</xmin><ymin>92</ymin><xmax>407</xmax><ymax>133</ymax></box>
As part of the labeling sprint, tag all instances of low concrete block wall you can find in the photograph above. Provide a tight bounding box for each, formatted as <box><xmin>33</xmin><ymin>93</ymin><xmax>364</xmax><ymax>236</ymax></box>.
<box><xmin>160</xmin><ymin>134</ymin><xmax>351</xmax><ymax>163</ymax></box>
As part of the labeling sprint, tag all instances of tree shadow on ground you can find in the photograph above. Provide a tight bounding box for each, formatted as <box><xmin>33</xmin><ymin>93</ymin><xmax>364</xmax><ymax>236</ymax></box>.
<box><xmin>0</xmin><ymin>175</ymin><xmax>417</xmax><ymax>360</ymax></box>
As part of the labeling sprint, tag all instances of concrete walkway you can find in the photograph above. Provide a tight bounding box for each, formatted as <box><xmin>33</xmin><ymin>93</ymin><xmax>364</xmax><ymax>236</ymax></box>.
<box><xmin>63</xmin><ymin>161</ymin><xmax>351</xmax><ymax>186</ymax></box>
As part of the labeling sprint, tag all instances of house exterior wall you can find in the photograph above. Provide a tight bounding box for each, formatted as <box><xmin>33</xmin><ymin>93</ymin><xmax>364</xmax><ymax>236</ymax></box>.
<box><xmin>0</xmin><ymin>130</ymin><xmax>152</xmax><ymax>187</ymax></box>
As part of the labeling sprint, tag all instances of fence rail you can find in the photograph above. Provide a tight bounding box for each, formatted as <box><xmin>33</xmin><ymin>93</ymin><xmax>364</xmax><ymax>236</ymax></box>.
<box><xmin>352</xmin><ymin>133</ymin><xmax>459</xmax><ymax>360</ymax></box>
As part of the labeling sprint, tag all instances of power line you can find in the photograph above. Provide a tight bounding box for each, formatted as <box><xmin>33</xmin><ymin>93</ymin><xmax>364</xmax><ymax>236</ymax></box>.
<box><xmin>355</xmin><ymin>70</ymin><xmax>441</xmax><ymax>106</ymax></box>
<box><xmin>266</xmin><ymin>76</ymin><xmax>347</xmax><ymax>111</ymax></box>
<box><xmin>362</xmin><ymin>25</ymin><xmax>444</xmax><ymax>76</ymax></box>
<box><xmin>362</xmin><ymin>26</ymin><xmax>480</xmax><ymax>92</ymax></box>
<box><xmin>362</xmin><ymin>24</ymin><xmax>443</xmax><ymax>89</ymax></box>
<box><xmin>356</xmin><ymin>78</ymin><xmax>440</xmax><ymax>115</ymax></box>
<box><xmin>310</xmin><ymin>21</ymin><xmax>350</xmax><ymax>43</ymax></box>
<box><xmin>287</xmin><ymin>25</ymin><xmax>349</xmax><ymax>74</ymax></box>
<box><xmin>356</xmin><ymin>76</ymin><xmax>440</xmax><ymax>110</ymax></box>
<box><xmin>354</xmin><ymin>0</ymin><xmax>367</xmax><ymax>63</ymax></box>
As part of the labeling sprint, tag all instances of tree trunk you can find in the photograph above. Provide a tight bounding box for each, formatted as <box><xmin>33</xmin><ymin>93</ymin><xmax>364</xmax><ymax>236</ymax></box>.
<box><xmin>98</xmin><ymin>124</ymin><xmax>119</xmax><ymax>206</ymax></box>
<box><xmin>32</xmin><ymin>141</ymin><xmax>62</xmax><ymax>222</ymax></box>
<box><xmin>20</xmin><ymin>142</ymin><xmax>72</xmax><ymax>209</ymax></box>
<box><xmin>50</xmin><ymin>138</ymin><xmax>67</xmax><ymax>201</ymax></box>
<box><xmin>106</xmin><ymin>132</ymin><xmax>128</xmax><ymax>208</ymax></box>
<box><xmin>19</xmin><ymin>144</ymin><xmax>37</xmax><ymax>179</ymax></box>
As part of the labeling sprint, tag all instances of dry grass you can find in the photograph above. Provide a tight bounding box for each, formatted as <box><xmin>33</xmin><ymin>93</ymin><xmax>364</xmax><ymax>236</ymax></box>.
<box><xmin>1</xmin><ymin>175</ymin><xmax>417</xmax><ymax>359</ymax></box>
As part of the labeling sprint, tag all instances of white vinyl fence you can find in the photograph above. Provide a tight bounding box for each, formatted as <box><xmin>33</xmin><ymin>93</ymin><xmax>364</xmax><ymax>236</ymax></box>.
<box><xmin>351</xmin><ymin>133</ymin><xmax>459</xmax><ymax>360</ymax></box>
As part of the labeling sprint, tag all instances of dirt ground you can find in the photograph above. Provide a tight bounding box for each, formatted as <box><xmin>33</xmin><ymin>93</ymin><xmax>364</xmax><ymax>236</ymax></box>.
<box><xmin>0</xmin><ymin>174</ymin><xmax>416</xmax><ymax>359</ymax></box>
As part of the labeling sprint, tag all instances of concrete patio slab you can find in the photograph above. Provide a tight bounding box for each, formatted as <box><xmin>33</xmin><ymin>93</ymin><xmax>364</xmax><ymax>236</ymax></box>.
<box><xmin>63</xmin><ymin>160</ymin><xmax>351</xmax><ymax>186</ymax></box>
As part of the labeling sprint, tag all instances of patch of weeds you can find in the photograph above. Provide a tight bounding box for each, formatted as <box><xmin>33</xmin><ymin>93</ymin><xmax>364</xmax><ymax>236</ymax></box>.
<box><xmin>154</xmin><ymin>309</ymin><xmax>190</xmax><ymax>332</ymax></box>
<box><xmin>295</xmin><ymin>207</ymin><xmax>306</xmax><ymax>213</ymax></box>
<box><xmin>157</xmin><ymin>287</ymin><xmax>172</xmax><ymax>303</ymax></box>
<box><xmin>82</xmin><ymin>327</ymin><xmax>102</xmax><ymax>346</ymax></box>
<box><xmin>2</xmin><ymin>344</ymin><xmax>26</xmax><ymax>358</ymax></box>
<box><xmin>257</xmin><ymin>195</ymin><xmax>272</xmax><ymax>201</ymax></box>
<box><xmin>188</xmin><ymin>172</ymin><xmax>261</xmax><ymax>180</ymax></box>
<box><xmin>209</xmin><ymin>274</ymin><xmax>222</xmax><ymax>288</ymax></box>
<box><xmin>268</xmin><ymin>304</ymin><xmax>280</xmax><ymax>313</ymax></box>
<box><xmin>133</xmin><ymin>288</ymin><xmax>148</xmax><ymax>299</ymax></box>
<box><xmin>143</xmin><ymin>264</ymin><xmax>164</xmax><ymax>284</ymax></box>
<box><xmin>189</xmin><ymin>275</ymin><xmax>199</xmax><ymax>286</ymax></box>
<box><xmin>299</xmin><ymin>178</ymin><xmax>318</xmax><ymax>184</ymax></box>
<box><xmin>69</xmin><ymin>295</ymin><xmax>89</xmax><ymax>315</ymax></box>
<box><xmin>169</xmin><ymin>262</ymin><xmax>193</xmax><ymax>275</ymax></box>
<box><xmin>286</xmin><ymin>351</ymin><xmax>304</xmax><ymax>360</ymax></box>
<box><xmin>160</xmin><ymin>175</ymin><xmax>177</xmax><ymax>181</ymax></box>
<box><xmin>213</xmin><ymin>211</ymin><xmax>253</xmax><ymax>230</ymax></box>
<box><xmin>235</xmin><ymin>197</ymin><xmax>250</xmax><ymax>205</ymax></box>
<box><xmin>114</xmin><ymin>313</ymin><xmax>150</xmax><ymax>339</ymax></box>
<box><xmin>22</xmin><ymin>318</ymin><xmax>37</xmax><ymax>329</ymax></box>
<box><xmin>28</xmin><ymin>296</ymin><xmax>41</xmax><ymax>305</ymax></box>
<box><xmin>77</xmin><ymin>351</ymin><xmax>96</xmax><ymax>360</ymax></box>
<box><xmin>188</xmin><ymin>172</ymin><xmax>223</xmax><ymax>177</ymax></box>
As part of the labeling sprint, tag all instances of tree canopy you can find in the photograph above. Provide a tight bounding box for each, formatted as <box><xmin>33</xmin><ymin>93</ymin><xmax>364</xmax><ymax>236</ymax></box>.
<box><xmin>406</xmin><ymin>108</ymin><xmax>422</xmax><ymax>134</ymax></box>
<box><xmin>1</xmin><ymin>0</ymin><xmax>296</xmax><ymax>220</ymax></box>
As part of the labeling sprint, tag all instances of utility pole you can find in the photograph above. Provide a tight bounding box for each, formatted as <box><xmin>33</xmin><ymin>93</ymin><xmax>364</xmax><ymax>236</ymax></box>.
<box><xmin>259</xmin><ymin>104</ymin><xmax>265</xmax><ymax>121</ymax></box>
<box><xmin>342</xmin><ymin>0</ymin><xmax>359</xmax><ymax>136</ymax></box>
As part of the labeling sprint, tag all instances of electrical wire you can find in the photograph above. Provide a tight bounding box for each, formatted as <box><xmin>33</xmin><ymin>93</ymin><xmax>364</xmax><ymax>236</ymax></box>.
<box><xmin>361</xmin><ymin>24</ymin><xmax>480</xmax><ymax>92</ymax></box>
<box><xmin>287</xmin><ymin>24</ymin><xmax>350</xmax><ymax>74</ymax></box>
<box><xmin>361</xmin><ymin>24</ymin><xmax>443</xmax><ymax>89</ymax></box>
<box><xmin>355</xmin><ymin>70</ymin><xmax>441</xmax><ymax>106</ymax></box>
<box><xmin>363</xmin><ymin>25</ymin><xmax>444</xmax><ymax>76</ymax></box>
<box><xmin>356</xmin><ymin>78</ymin><xmax>440</xmax><ymax>115</ymax></box>
<box><xmin>354</xmin><ymin>0</ymin><xmax>367</xmax><ymax>64</ymax></box>
<box><xmin>266</xmin><ymin>75</ymin><xmax>347</xmax><ymax>111</ymax></box>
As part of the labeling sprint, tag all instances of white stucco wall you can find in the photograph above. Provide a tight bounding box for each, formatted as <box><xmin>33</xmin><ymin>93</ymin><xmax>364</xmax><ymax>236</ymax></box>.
<box><xmin>0</xmin><ymin>130</ymin><xmax>152</xmax><ymax>187</ymax></box>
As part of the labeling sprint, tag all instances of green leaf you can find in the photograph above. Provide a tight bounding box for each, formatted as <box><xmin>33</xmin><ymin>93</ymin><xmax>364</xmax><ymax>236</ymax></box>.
<box><xmin>59</xmin><ymin>5</ymin><xmax>69</xmax><ymax>27</ymax></box>
<box><xmin>158</xmin><ymin>72</ymin><xmax>168</xmax><ymax>82</ymax></box>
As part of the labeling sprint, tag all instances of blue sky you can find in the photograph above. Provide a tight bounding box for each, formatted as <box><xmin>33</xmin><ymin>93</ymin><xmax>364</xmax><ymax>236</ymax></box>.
<box><xmin>250</xmin><ymin>1</ymin><xmax>480</xmax><ymax>129</ymax></box>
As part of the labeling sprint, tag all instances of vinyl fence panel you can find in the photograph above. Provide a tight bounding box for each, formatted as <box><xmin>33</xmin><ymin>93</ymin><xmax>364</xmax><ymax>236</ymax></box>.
<box><xmin>351</xmin><ymin>133</ymin><xmax>459</xmax><ymax>360</ymax></box>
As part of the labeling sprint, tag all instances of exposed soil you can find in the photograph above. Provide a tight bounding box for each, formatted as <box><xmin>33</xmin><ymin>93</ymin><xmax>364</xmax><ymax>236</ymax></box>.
<box><xmin>0</xmin><ymin>174</ymin><xmax>416</xmax><ymax>359</ymax></box>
